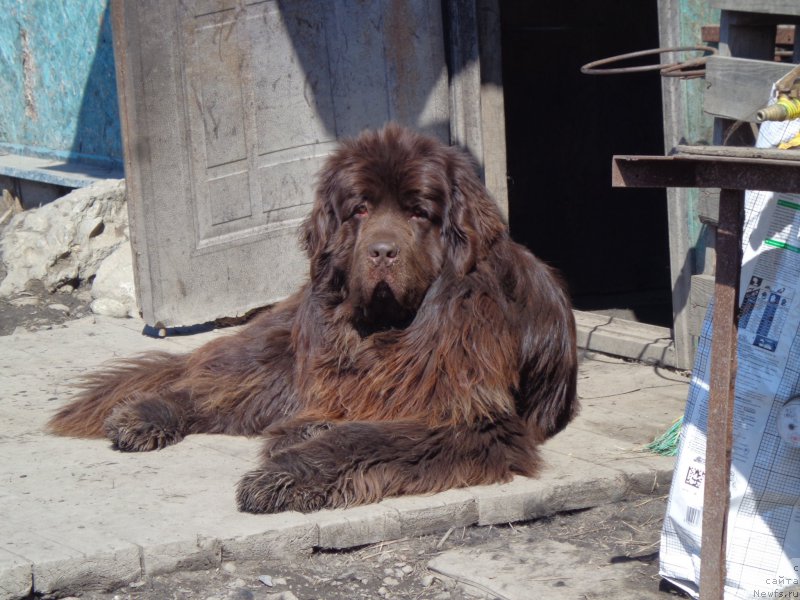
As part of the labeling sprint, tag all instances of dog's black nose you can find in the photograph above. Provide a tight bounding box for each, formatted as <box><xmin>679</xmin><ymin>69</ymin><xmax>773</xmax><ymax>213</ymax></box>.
<box><xmin>368</xmin><ymin>241</ymin><xmax>399</xmax><ymax>263</ymax></box>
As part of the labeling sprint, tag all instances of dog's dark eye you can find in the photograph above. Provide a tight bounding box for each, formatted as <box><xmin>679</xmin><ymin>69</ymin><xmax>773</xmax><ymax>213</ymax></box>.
<box><xmin>410</xmin><ymin>206</ymin><xmax>429</xmax><ymax>220</ymax></box>
<box><xmin>352</xmin><ymin>204</ymin><xmax>369</xmax><ymax>218</ymax></box>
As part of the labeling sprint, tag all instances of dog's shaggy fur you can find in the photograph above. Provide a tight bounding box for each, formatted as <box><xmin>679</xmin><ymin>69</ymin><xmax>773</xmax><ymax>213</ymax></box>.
<box><xmin>49</xmin><ymin>124</ymin><xmax>578</xmax><ymax>513</ymax></box>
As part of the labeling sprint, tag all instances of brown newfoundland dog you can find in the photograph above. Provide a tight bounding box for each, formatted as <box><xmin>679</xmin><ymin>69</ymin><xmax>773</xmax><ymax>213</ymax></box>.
<box><xmin>49</xmin><ymin>124</ymin><xmax>578</xmax><ymax>514</ymax></box>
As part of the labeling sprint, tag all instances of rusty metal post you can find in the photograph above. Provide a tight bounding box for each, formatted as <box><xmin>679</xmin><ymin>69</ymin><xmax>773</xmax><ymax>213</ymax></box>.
<box><xmin>699</xmin><ymin>188</ymin><xmax>744</xmax><ymax>600</ymax></box>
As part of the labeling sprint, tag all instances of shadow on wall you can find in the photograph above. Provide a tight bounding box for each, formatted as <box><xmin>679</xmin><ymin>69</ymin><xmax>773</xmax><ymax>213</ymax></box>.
<box><xmin>271</xmin><ymin>0</ymin><xmax>453</xmax><ymax>146</ymax></box>
<box><xmin>70</xmin><ymin>1</ymin><xmax>494</xmax><ymax>174</ymax></box>
<box><xmin>70</xmin><ymin>1</ymin><xmax>122</xmax><ymax>169</ymax></box>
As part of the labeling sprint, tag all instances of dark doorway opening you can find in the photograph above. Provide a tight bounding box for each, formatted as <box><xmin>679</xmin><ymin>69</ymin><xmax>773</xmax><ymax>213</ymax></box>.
<box><xmin>500</xmin><ymin>1</ymin><xmax>673</xmax><ymax>328</ymax></box>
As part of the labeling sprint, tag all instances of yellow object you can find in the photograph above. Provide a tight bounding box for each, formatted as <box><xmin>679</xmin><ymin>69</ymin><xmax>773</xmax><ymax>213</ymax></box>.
<box><xmin>778</xmin><ymin>131</ymin><xmax>800</xmax><ymax>150</ymax></box>
<box><xmin>756</xmin><ymin>95</ymin><xmax>800</xmax><ymax>123</ymax></box>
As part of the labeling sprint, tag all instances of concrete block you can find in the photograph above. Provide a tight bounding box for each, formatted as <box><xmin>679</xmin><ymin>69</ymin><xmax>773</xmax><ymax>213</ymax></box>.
<box><xmin>13</xmin><ymin>530</ymin><xmax>142</xmax><ymax>597</ymax></box>
<box><xmin>219</xmin><ymin>512</ymin><xmax>318</xmax><ymax>561</ymax></box>
<box><xmin>544</xmin><ymin>428</ymin><xmax>675</xmax><ymax>495</ymax></box>
<box><xmin>142</xmin><ymin>537</ymin><xmax>221</xmax><ymax>577</ymax></box>
<box><xmin>380</xmin><ymin>489</ymin><xmax>478</xmax><ymax>537</ymax></box>
<box><xmin>524</xmin><ymin>475</ymin><xmax>628</xmax><ymax>520</ymax></box>
<box><xmin>575</xmin><ymin>310</ymin><xmax>676</xmax><ymax>367</ymax></box>
<box><xmin>470</xmin><ymin>449</ymin><xmax>627</xmax><ymax>526</ymax></box>
<box><xmin>75</xmin><ymin>513</ymin><xmax>220</xmax><ymax>579</ymax></box>
<box><xmin>626</xmin><ymin>460</ymin><xmax>674</xmax><ymax>493</ymax></box>
<box><xmin>468</xmin><ymin>477</ymin><xmax>544</xmax><ymax>525</ymax></box>
<box><xmin>312</xmin><ymin>505</ymin><xmax>402</xmax><ymax>550</ymax></box>
<box><xmin>0</xmin><ymin>550</ymin><xmax>31</xmax><ymax>600</ymax></box>
<box><xmin>33</xmin><ymin>548</ymin><xmax>141</xmax><ymax>597</ymax></box>
<box><xmin>428</xmin><ymin>538</ymin><xmax>649</xmax><ymax>600</ymax></box>
<box><xmin>0</xmin><ymin>311</ymin><xmax>691</xmax><ymax>597</ymax></box>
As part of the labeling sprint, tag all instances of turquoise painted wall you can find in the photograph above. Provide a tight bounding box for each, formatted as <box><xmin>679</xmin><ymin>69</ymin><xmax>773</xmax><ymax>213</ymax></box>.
<box><xmin>0</xmin><ymin>0</ymin><xmax>121</xmax><ymax>167</ymax></box>
<box><xmin>677</xmin><ymin>0</ymin><xmax>720</xmax><ymax>256</ymax></box>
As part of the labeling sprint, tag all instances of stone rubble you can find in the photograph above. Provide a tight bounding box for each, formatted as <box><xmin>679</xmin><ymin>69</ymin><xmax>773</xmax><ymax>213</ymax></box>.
<box><xmin>0</xmin><ymin>178</ymin><xmax>138</xmax><ymax>318</ymax></box>
<box><xmin>89</xmin><ymin>241</ymin><xmax>137</xmax><ymax>318</ymax></box>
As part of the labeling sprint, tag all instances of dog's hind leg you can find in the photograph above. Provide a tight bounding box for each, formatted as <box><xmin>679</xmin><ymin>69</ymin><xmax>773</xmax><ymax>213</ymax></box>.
<box><xmin>103</xmin><ymin>391</ymin><xmax>193</xmax><ymax>451</ymax></box>
<box><xmin>48</xmin><ymin>351</ymin><xmax>190</xmax><ymax>443</ymax></box>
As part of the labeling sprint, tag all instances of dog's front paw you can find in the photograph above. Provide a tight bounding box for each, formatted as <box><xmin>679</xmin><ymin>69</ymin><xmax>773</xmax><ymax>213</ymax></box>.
<box><xmin>236</xmin><ymin>466</ymin><xmax>328</xmax><ymax>514</ymax></box>
<box><xmin>104</xmin><ymin>400</ymin><xmax>184</xmax><ymax>452</ymax></box>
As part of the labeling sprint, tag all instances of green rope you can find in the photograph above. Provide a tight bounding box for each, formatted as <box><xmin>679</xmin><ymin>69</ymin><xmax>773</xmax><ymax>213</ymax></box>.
<box><xmin>646</xmin><ymin>417</ymin><xmax>682</xmax><ymax>456</ymax></box>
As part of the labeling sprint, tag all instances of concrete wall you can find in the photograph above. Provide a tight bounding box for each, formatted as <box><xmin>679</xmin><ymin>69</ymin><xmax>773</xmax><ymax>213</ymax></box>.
<box><xmin>0</xmin><ymin>0</ymin><xmax>122</xmax><ymax>167</ymax></box>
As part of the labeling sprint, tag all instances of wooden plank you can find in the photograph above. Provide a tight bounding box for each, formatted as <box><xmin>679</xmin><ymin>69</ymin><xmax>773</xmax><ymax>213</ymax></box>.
<box><xmin>711</xmin><ymin>0</ymin><xmax>800</xmax><ymax>17</ymax></box>
<box><xmin>446</xmin><ymin>0</ymin><xmax>484</xmax><ymax>174</ymax></box>
<box><xmin>777</xmin><ymin>25</ymin><xmax>796</xmax><ymax>45</ymax></box>
<box><xmin>704</xmin><ymin>56</ymin><xmax>795</xmax><ymax>121</ymax></box>
<box><xmin>477</xmin><ymin>0</ymin><xmax>509</xmax><ymax>218</ymax></box>
<box><xmin>699</xmin><ymin>188</ymin><xmax>743</xmax><ymax>600</ymax></box>
<box><xmin>694</xmin><ymin>186</ymin><xmax>718</xmax><ymax>347</ymax></box>
<box><xmin>657</xmin><ymin>0</ymin><xmax>706</xmax><ymax>371</ymax></box>
<box><xmin>689</xmin><ymin>273</ymin><xmax>715</xmax><ymax>337</ymax></box>
<box><xmin>697</xmin><ymin>188</ymin><xmax>720</xmax><ymax>225</ymax></box>
<box><xmin>702</xmin><ymin>25</ymin><xmax>720</xmax><ymax>43</ymax></box>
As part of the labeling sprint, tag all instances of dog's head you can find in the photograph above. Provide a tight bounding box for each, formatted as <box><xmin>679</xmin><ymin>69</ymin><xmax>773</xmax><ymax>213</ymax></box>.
<box><xmin>301</xmin><ymin>124</ymin><xmax>506</xmax><ymax>333</ymax></box>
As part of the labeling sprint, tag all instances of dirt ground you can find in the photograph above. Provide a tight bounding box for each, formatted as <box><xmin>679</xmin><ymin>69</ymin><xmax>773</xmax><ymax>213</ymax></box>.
<box><xmin>0</xmin><ymin>280</ymin><xmax>94</xmax><ymax>336</ymax></box>
<box><xmin>0</xmin><ymin>254</ymin><xmax>95</xmax><ymax>336</ymax></box>
<box><xmin>44</xmin><ymin>495</ymin><xmax>686</xmax><ymax>600</ymax></box>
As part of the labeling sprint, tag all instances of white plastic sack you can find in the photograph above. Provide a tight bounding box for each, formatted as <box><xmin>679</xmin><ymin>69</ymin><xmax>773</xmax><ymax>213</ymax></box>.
<box><xmin>660</xmin><ymin>89</ymin><xmax>800</xmax><ymax>599</ymax></box>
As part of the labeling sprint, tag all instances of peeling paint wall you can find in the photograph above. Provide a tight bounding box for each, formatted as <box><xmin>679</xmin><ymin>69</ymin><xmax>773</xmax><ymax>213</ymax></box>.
<box><xmin>659</xmin><ymin>0</ymin><xmax>721</xmax><ymax>367</ymax></box>
<box><xmin>678</xmin><ymin>0</ymin><xmax>720</xmax><ymax>248</ymax></box>
<box><xmin>0</xmin><ymin>0</ymin><xmax>122</xmax><ymax>167</ymax></box>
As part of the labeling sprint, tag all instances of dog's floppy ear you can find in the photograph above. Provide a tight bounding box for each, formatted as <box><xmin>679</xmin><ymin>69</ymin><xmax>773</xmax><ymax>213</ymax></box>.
<box><xmin>442</xmin><ymin>149</ymin><xmax>506</xmax><ymax>277</ymax></box>
<box><xmin>301</xmin><ymin>164</ymin><xmax>340</xmax><ymax>280</ymax></box>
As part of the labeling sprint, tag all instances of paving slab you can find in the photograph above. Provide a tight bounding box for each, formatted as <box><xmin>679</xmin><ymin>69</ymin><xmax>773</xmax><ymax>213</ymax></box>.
<box><xmin>428</xmin><ymin>538</ymin><xmax>656</xmax><ymax>600</ymax></box>
<box><xmin>0</xmin><ymin>550</ymin><xmax>29</xmax><ymax>600</ymax></box>
<box><xmin>0</xmin><ymin>315</ymin><xmax>689</xmax><ymax>599</ymax></box>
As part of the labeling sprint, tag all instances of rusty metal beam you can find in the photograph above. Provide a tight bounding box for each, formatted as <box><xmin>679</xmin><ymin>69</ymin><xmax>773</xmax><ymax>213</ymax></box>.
<box><xmin>612</xmin><ymin>152</ymin><xmax>800</xmax><ymax>194</ymax></box>
<box><xmin>699</xmin><ymin>188</ymin><xmax>743</xmax><ymax>600</ymax></box>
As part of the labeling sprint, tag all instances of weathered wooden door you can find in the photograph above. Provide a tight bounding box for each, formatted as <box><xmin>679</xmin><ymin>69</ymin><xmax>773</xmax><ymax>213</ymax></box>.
<box><xmin>112</xmin><ymin>0</ymin><xmax>492</xmax><ymax>328</ymax></box>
